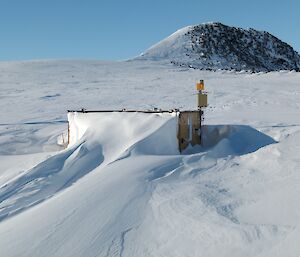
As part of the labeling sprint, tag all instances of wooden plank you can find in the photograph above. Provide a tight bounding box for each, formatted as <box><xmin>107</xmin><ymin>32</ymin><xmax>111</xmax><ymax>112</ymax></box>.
<box><xmin>191</xmin><ymin>112</ymin><xmax>201</xmax><ymax>145</ymax></box>
<box><xmin>67</xmin><ymin>109</ymin><xmax>179</xmax><ymax>114</ymax></box>
<box><xmin>178</xmin><ymin>111</ymin><xmax>201</xmax><ymax>152</ymax></box>
<box><xmin>178</xmin><ymin>112</ymin><xmax>189</xmax><ymax>152</ymax></box>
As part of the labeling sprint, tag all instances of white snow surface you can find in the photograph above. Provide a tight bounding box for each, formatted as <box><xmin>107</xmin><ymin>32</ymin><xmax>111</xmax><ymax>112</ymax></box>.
<box><xmin>0</xmin><ymin>59</ymin><xmax>300</xmax><ymax>257</ymax></box>
<box><xmin>139</xmin><ymin>26</ymin><xmax>193</xmax><ymax>60</ymax></box>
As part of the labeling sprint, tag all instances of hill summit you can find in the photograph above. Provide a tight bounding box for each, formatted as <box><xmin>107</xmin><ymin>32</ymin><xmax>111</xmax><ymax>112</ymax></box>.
<box><xmin>138</xmin><ymin>22</ymin><xmax>300</xmax><ymax>72</ymax></box>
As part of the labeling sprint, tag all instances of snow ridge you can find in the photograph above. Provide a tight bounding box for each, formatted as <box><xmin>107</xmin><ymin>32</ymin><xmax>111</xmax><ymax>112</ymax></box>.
<box><xmin>138</xmin><ymin>22</ymin><xmax>300</xmax><ymax>72</ymax></box>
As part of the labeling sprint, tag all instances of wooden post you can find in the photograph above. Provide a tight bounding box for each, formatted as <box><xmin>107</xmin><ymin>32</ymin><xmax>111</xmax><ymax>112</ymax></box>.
<box><xmin>177</xmin><ymin>111</ymin><xmax>201</xmax><ymax>152</ymax></box>
<box><xmin>196</xmin><ymin>80</ymin><xmax>208</xmax><ymax>145</ymax></box>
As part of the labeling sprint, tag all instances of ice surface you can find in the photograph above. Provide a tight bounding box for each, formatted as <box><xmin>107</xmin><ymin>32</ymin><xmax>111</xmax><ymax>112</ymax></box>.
<box><xmin>0</xmin><ymin>59</ymin><xmax>300</xmax><ymax>257</ymax></box>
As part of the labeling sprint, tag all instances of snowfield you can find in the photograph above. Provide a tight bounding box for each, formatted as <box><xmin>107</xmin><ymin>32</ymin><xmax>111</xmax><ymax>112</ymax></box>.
<box><xmin>0</xmin><ymin>59</ymin><xmax>300</xmax><ymax>257</ymax></box>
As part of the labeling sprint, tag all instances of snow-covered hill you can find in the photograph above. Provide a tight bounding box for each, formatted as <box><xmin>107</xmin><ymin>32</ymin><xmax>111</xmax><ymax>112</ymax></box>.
<box><xmin>138</xmin><ymin>22</ymin><xmax>300</xmax><ymax>72</ymax></box>
<box><xmin>0</xmin><ymin>60</ymin><xmax>300</xmax><ymax>257</ymax></box>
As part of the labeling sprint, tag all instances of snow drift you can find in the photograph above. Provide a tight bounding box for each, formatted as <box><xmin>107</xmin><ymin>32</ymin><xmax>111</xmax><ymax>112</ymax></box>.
<box><xmin>67</xmin><ymin>111</ymin><xmax>179</xmax><ymax>156</ymax></box>
<box><xmin>0</xmin><ymin>59</ymin><xmax>300</xmax><ymax>257</ymax></box>
<box><xmin>0</xmin><ymin>111</ymin><xmax>276</xmax><ymax>224</ymax></box>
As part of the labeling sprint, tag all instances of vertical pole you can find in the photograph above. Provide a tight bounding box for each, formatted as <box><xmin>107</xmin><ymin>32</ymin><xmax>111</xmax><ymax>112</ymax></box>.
<box><xmin>196</xmin><ymin>80</ymin><xmax>204</xmax><ymax>145</ymax></box>
<box><xmin>199</xmin><ymin>108</ymin><xmax>202</xmax><ymax>144</ymax></box>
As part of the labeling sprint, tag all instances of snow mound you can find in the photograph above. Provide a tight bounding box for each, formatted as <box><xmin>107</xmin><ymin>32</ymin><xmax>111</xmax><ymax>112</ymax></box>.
<box><xmin>0</xmin><ymin>142</ymin><xmax>103</xmax><ymax>221</ymax></box>
<box><xmin>0</xmin><ymin>112</ymin><xmax>277</xmax><ymax>222</ymax></box>
<box><xmin>199</xmin><ymin>124</ymin><xmax>276</xmax><ymax>157</ymax></box>
<box><xmin>0</xmin><ymin>112</ymin><xmax>179</xmax><ymax>221</ymax></box>
<box><xmin>139</xmin><ymin>26</ymin><xmax>193</xmax><ymax>60</ymax></box>
<box><xmin>68</xmin><ymin>112</ymin><xmax>179</xmax><ymax>158</ymax></box>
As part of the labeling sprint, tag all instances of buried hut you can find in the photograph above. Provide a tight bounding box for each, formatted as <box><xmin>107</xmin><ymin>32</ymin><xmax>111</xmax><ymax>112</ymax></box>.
<box><xmin>67</xmin><ymin>81</ymin><xmax>208</xmax><ymax>153</ymax></box>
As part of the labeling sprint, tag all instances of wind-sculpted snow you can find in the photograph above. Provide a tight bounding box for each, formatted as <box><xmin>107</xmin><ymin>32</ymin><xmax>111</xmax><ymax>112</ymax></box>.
<box><xmin>0</xmin><ymin>141</ymin><xmax>103</xmax><ymax>221</ymax></box>
<box><xmin>0</xmin><ymin>112</ymin><xmax>179</xmax><ymax>221</ymax></box>
<box><xmin>189</xmin><ymin>125</ymin><xmax>277</xmax><ymax>157</ymax></box>
<box><xmin>0</xmin><ymin>60</ymin><xmax>300</xmax><ymax>257</ymax></box>
<box><xmin>0</xmin><ymin>119</ymin><xmax>276</xmax><ymax>220</ymax></box>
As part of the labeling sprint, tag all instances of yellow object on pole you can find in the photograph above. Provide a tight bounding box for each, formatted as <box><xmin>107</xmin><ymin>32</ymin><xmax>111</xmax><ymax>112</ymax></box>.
<box><xmin>196</xmin><ymin>80</ymin><xmax>204</xmax><ymax>91</ymax></box>
<box><xmin>198</xmin><ymin>94</ymin><xmax>208</xmax><ymax>107</ymax></box>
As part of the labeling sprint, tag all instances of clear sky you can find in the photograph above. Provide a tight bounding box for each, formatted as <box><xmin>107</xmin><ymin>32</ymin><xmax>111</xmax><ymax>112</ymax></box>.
<box><xmin>1</xmin><ymin>0</ymin><xmax>299</xmax><ymax>61</ymax></box>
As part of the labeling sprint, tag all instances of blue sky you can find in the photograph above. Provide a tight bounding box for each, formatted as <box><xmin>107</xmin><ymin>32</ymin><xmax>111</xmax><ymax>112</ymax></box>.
<box><xmin>1</xmin><ymin>0</ymin><xmax>299</xmax><ymax>61</ymax></box>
